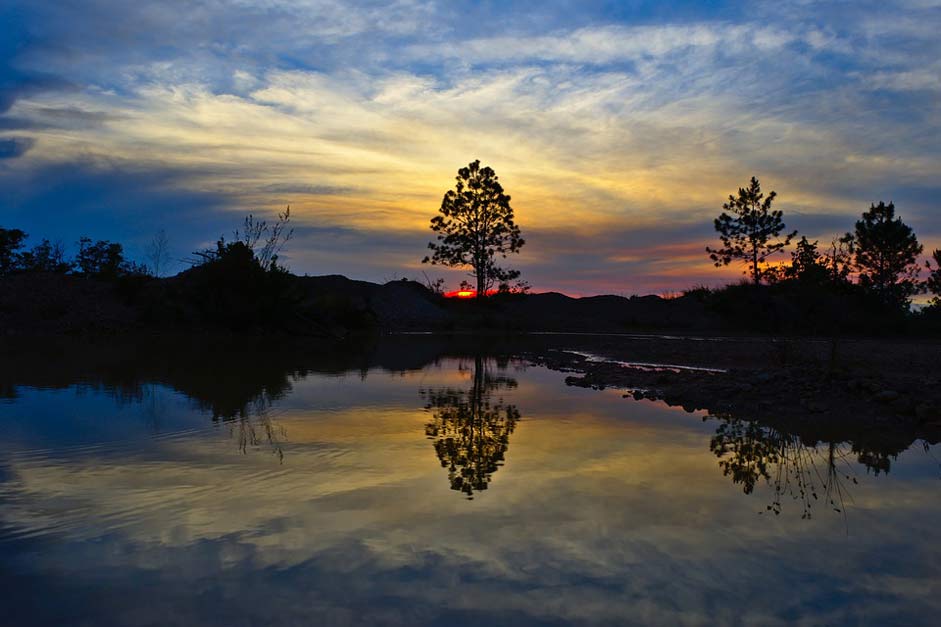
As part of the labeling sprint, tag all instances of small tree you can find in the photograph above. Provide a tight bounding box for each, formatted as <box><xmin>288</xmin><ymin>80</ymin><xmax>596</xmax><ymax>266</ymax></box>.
<box><xmin>0</xmin><ymin>227</ymin><xmax>28</xmax><ymax>276</ymax></box>
<box><xmin>824</xmin><ymin>233</ymin><xmax>855</xmax><ymax>285</ymax></box>
<box><xmin>146</xmin><ymin>230</ymin><xmax>172</xmax><ymax>277</ymax></box>
<box><xmin>196</xmin><ymin>207</ymin><xmax>293</xmax><ymax>272</ymax></box>
<box><xmin>784</xmin><ymin>236</ymin><xmax>828</xmax><ymax>284</ymax></box>
<box><xmin>707</xmin><ymin>176</ymin><xmax>796</xmax><ymax>286</ymax></box>
<box><xmin>926</xmin><ymin>249</ymin><xmax>941</xmax><ymax>307</ymax></box>
<box><xmin>852</xmin><ymin>201</ymin><xmax>922</xmax><ymax>308</ymax></box>
<box><xmin>423</xmin><ymin>160</ymin><xmax>525</xmax><ymax>300</ymax></box>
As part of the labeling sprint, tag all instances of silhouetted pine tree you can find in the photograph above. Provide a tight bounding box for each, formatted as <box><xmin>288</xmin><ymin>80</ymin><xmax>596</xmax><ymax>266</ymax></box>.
<box><xmin>707</xmin><ymin>177</ymin><xmax>796</xmax><ymax>285</ymax></box>
<box><xmin>851</xmin><ymin>202</ymin><xmax>922</xmax><ymax>309</ymax></box>
<box><xmin>423</xmin><ymin>160</ymin><xmax>525</xmax><ymax>299</ymax></box>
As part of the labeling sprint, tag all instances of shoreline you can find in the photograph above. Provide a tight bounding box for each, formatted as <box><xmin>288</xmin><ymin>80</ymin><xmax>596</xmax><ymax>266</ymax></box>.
<box><xmin>525</xmin><ymin>343</ymin><xmax>941</xmax><ymax>457</ymax></box>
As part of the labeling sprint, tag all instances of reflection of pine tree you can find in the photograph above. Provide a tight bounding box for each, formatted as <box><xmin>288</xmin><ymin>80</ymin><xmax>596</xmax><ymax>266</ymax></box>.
<box><xmin>708</xmin><ymin>414</ymin><xmax>876</xmax><ymax>520</ymax></box>
<box><xmin>422</xmin><ymin>355</ymin><xmax>520</xmax><ymax>499</ymax></box>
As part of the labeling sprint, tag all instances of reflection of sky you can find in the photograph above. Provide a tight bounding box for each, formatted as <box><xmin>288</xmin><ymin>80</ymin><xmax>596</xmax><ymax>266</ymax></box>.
<box><xmin>1</xmin><ymin>1</ymin><xmax>939</xmax><ymax>294</ymax></box>
<box><xmin>1</xmin><ymin>361</ymin><xmax>941</xmax><ymax>625</ymax></box>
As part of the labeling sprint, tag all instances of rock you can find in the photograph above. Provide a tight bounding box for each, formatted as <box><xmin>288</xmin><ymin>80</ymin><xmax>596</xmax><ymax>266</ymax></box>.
<box><xmin>806</xmin><ymin>402</ymin><xmax>829</xmax><ymax>414</ymax></box>
<box><xmin>874</xmin><ymin>390</ymin><xmax>900</xmax><ymax>403</ymax></box>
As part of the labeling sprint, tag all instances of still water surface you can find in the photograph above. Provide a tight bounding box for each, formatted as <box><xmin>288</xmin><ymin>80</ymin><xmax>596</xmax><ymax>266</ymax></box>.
<box><xmin>1</xmin><ymin>338</ymin><xmax>939</xmax><ymax>626</ymax></box>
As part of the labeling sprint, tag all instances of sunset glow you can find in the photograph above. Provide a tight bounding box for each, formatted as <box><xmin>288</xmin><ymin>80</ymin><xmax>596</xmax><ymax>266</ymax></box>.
<box><xmin>444</xmin><ymin>289</ymin><xmax>499</xmax><ymax>299</ymax></box>
<box><xmin>1</xmin><ymin>1</ymin><xmax>939</xmax><ymax>295</ymax></box>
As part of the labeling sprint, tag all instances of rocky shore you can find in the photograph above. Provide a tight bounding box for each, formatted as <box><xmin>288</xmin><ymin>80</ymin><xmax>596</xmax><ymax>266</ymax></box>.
<box><xmin>525</xmin><ymin>338</ymin><xmax>941</xmax><ymax>455</ymax></box>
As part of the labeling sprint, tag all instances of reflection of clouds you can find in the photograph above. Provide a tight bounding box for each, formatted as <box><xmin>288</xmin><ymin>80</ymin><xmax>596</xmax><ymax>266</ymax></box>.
<box><xmin>3</xmin><ymin>365</ymin><xmax>941</xmax><ymax>623</ymax></box>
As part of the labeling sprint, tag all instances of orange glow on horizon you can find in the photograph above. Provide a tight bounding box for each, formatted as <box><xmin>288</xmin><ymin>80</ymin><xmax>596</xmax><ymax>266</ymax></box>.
<box><xmin>444</xmin><ymin>289</ymin><xmax>499</xmax><ymax>299</ymax></box>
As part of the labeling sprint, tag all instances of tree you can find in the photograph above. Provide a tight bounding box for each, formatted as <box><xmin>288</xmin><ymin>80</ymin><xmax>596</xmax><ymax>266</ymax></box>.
<box><xmin>234</xmin><ymin>207</ymin><xmax>294</xmax><ymax>271</ymax></box>
<box><xmin>423</xmin><ymin>160</ymin><xmax>525</xmax><ymax>300</ymax></box>
<box><xmin>146</xmin><ymin>229</ymin><xmax>172</xmax><ymax>277</ymax></box>
<box><xmin>823</xmin><ymin>233</ymin><xmax>855</xmax><ymax>285</ymax></box>
<box><xmin>75</xmin><ymin>237</ymin><xmax>127</xmax><ymax>278</ymax></box>
<box><xmin>784</xmin><ymin>236</ymin><xmax>829</xmax><ymax>284</ymax></box>
<box><xmin>852</xmin><ymin>202</ymin><xmax>922</xmax><ymax>308</ymax></box>
<box><xmin>422</xmin><ymin>354</ymin><xmax>520</xmax><ymax>498</ymax></box>
<box><xmin>707</xmin><ymin>177</ymin><xmax>796</xmax><ymax>286</ymax></box>
<box><xmin>0</xmin><ymin>227</ymin><xmax>28</xmax><ymax>276</ymax></box>
<box><xmin>18</xmin><ymin>239</ymin><xmax>70</xmax><ymax>273</ymax></box>
<box><xmin>194</xmin><ymin>207</ymin><xmax>293</xmax><ymax>272</ymax></box>
<box><xmin>708</xmin><ymin>413</ymin><xmax>859</xmax><ymax>518</ymax></box>
<box><xmin>926</xmin><ymin>249</ymin><xmax>941</xmax><ymax>307</ymax></box>
<box><xmin>185</xmin><ymin>210</ymin><xmax>299</xmax><ymax>329</ymax></box>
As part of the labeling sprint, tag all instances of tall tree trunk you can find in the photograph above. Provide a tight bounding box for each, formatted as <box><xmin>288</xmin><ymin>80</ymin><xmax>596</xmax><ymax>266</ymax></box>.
<box><xmin>752</xmin><ymin>245</ymin><xmax>760</xmax><ymax>286</ymax></box>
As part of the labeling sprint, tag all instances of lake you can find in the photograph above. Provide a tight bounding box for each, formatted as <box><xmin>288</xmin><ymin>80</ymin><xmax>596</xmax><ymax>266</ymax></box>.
<box><xmin>1</xmin><ymin>336</ymin><xmax>939</xmax><ymax>626</ymax></box>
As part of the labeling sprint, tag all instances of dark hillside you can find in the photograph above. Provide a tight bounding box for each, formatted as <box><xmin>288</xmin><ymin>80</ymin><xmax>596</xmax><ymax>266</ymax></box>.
<box><xmin>2</xmin><ymin>271</ymin><xmax>937</xmax><ymax>337</ymax></box>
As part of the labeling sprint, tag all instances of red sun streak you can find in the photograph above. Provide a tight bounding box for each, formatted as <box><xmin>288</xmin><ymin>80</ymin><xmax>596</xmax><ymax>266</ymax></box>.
<box><xmin>443</xmin><ymin>289</ymin><xmax>499</xmax><ymax>299</ymax></box>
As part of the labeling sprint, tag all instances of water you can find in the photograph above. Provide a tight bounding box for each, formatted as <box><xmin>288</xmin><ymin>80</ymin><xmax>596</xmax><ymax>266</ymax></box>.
<box><xmin>1</xmin><ymin>336</ymin><xmax>939</xmax><ymax>626</ymax></box>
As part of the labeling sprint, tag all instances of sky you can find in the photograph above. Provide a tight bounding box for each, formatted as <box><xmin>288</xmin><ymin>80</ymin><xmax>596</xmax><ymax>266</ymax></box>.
<box><xmin>0</xmin><ymin>0</ymin><xmax>939</xmax><ymax>296</ymax></box>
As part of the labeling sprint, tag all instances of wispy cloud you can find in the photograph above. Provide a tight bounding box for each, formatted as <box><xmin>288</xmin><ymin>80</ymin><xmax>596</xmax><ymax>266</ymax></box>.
<box><xmin>0</xmin><ymin>0</ymin><xmax>938</xmax><ymax>292</ymax></box>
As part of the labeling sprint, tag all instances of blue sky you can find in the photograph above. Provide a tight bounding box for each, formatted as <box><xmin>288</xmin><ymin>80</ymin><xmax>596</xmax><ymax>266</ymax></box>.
<box><xmin>1</xmin><ymin>0</ymin><xmax>939</xmax><ymax>294</ymax></box>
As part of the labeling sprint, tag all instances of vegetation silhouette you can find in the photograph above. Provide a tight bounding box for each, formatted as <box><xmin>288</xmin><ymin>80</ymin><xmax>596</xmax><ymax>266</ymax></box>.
<box><xmin>783</xmin><ymin>236</ymin><xmax>830</xmax><ymax>284</ymax></box>
<box><xmin>707</xmin><ymin>176</ymin><xmax>796</xmax><ymax>286</ymax></box>
<box><xmin>0</xmin><ymin>336</ymin><xmax>535</xmax><ymax>462</ymax></box>
<box><xmin>16</xmin><ymin>238</ymin><xmax>71</xmax><ymax>274</ymax></box>
<box><xmin>850</xmin><ymin>201</ymin><xmax>923</xmax><ymax>309</ymax></box>
<box><xmin>0</xmin><ymin>227</ymin><xmax>28</xmax><ymax>276</ymax></box>
<box><xmin>697</xmin><ymin>195</ymin><xmax>939</xmax><ymax>334</ymax></box>
<box><xmin>423</xmin><ymin>160</ymin><xmax>525</xmax><ymax>299</ymax></box>
<box><xmin>75</xmin><ymin>237</ymin><xmax>146</xmax><ymax>278</ymax></box>
<box><xmin>178</xmin><ymin>209</ymin><xmax>297</xmax><ymax>330</ymax></box>
<box><xmin>0</xmin><ymin>227</ymin><xmax>142</xmax><ymax>278</ymax></box>
<box><xmin>422</xmin><ymin>354</ymin><xmax>521</xmax><ymax>498</ymax></box>
<box><xmin>659</xmin><ymin>388</ymin><xmax>941</xmax><ymax>519</ymax></box>
<box><xmin>4</xmin><ymin>175</ymin><xmax>941</xmax><ymax>337</ymax></box>
<box><xmin>145</xmin><ymin>229</ymin><xmax>172</xmax><ymax>277</ymax></box>
<box><xmin>927</xmin><ymin>249</ymin><xmax>941</xmax><ymax>307</ymax></box>
<box><xmin>706</xmin><ymin>413</ymin><xmax>898</xmax><ymax>520</ymax></box>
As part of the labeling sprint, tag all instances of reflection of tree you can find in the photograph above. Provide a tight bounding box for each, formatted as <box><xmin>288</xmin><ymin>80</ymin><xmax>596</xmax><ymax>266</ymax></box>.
<box><xmin>121</xmin><ymin>350</ymin><xmax>294</xmax><ymax>461</ymax></box>
<box><xmin>708</xmin><ymin>414</ymin><xmax>876</xmax><ymax>520</ymax></box>
<box><xmin>422</xmin><ymin>355</ymin><xmax>520</xmax><ymax>498</ymax></box>
<box><xmin>225</xmin><ymin>392</ymin><xmax>286</xmax><ymax>463</ymax></box>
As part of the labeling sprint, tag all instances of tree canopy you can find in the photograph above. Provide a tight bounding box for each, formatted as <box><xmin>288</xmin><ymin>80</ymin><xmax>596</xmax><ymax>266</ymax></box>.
<box><xmin>784</xmin><ymin>236</ymin><xmax>829</xmax><ymax>284</ymax></box>
<box><xmin>707</xmin><ymin>177</ymin><xmax>796</xmax><ymax>285</ymax></box>
<box><xmin>422</xmin><ymin>355</ymin><xmax>519</xmax><ymax>498</ymax></box>
<box><xmin>423</xmin><ymin>160</ymin><xmax>525</xmax><ymax>299</ymax></box>
<box><xmin>852</xmin><ymin>201</ymin><xmax>922</xmax><ymax>308</ymax></box>
<box><xmin>0</xmin><ymin>228</ymin><xmax>27</xmax><ymax>276</ymax></box>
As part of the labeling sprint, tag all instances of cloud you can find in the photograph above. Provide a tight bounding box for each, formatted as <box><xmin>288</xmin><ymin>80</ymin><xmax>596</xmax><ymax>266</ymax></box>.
<box><xmin>0</xmin><ymin>68</ymin><xmax>73</xmax><ymax>114</ymax></box>
<box><xmin>0</xmin><ymin>137</ymin><xmax>33</xmax><ymax>159</ymax></box>
<box><xmin>405</xmin><ymin>22</ymin><xmax>803</xmax><ymax>66</ymax></box>
<box><xmin>0</xmin><ymin>0</ymin><xmax>938</xmax><ymax>292</ymax></box>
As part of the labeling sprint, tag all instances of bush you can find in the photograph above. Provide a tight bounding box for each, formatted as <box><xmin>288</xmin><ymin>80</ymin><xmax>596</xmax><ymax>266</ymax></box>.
<box><xmin>700</xmin><ymin>279</ymin><xmax>907</xmax><ymax>335</ymax></box>
<box><xmin>179</xmin><ymin>240</ymin><xmax>301</xmax><ymax>330</ymax></box>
